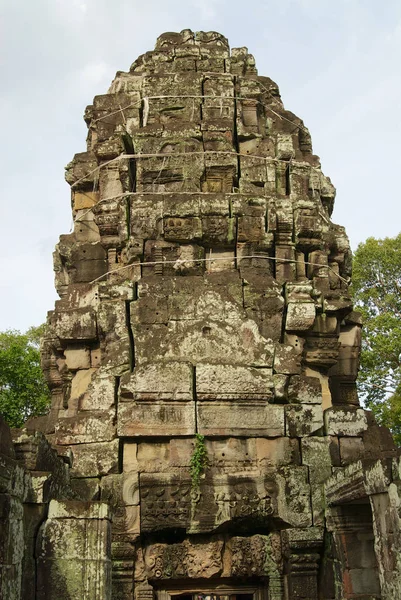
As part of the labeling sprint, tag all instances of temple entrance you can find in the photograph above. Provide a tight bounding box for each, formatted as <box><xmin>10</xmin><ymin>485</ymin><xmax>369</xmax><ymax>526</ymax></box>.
<box><xmin>157</xmin><ymin>583</ymin><xmax>267</xmax><ymax>600</ymax></box>
<box><xmin>171</xmin><ymin>592</ymin><xmax>255</xmax><ymax>600</ymax></box>
<box><xmin>326</xmin><ymin>502</ymin><xmax>381</xmax><ymax>599</ymax></box>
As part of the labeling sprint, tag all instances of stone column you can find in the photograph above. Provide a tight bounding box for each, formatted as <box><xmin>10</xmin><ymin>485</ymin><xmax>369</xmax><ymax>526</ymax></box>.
<box><xmin>326</xmin><ymin>504</ymin><xmax>381</xmax><ymax>599</ymax></box>
<box><xmin>283</xmin><ymin>528</ymin><xmax>323</xmax><ymax>600</ymax></box>
<box><xmin>0</xmin><ymin>417</ymin><xmax>25</xmax><ymax>600</ymax></box>
<box><xmin>36</xmin><ymin>500</ymin><xmax>111</xmax><ymax>600</ymax></box>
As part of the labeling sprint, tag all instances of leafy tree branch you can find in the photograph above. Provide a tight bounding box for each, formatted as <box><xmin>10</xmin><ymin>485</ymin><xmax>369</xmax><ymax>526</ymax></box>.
<box><xmin>0</xmin><ymin>326</ymin><xmax>51</xmax><ymax>428</ymax></box>
<box><xmin>352</xmin><ymin>234</ymin><xmax>401</xmax><ymax>444</ymax></box>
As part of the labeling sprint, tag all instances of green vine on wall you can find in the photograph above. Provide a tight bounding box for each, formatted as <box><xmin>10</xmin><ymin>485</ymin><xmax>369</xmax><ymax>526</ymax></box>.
<box><xmin>190</xmin><ymin>433</ymin><xmax>209</xmax><ymax>488</ymax></box>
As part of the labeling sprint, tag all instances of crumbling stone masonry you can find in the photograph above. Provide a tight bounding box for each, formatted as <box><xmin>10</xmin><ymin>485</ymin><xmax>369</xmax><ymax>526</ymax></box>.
<box><xmin>2</xmin><ymin>29</ymin><xmax>401</xmax><ymax>600</ymax></box>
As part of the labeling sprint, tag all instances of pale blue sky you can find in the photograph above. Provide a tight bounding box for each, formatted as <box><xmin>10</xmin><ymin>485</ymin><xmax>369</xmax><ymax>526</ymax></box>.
<box><xmin>1</xmin><ymin>0</ymin><xmax>401</xmax><ymax>331</ymax></box>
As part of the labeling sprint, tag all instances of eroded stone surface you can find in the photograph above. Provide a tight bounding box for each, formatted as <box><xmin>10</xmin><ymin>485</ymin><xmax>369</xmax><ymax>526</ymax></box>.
<box><xmin>2</xmin><ymin>29</ymin><xmax>400</xmax><ymax>600</ymax></box>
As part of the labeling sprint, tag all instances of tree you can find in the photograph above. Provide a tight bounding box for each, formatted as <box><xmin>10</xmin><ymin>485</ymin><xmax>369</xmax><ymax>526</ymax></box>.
<box><xmin>0</xmin><ymin>326</ymin><xmax>51</xmax><ymax>428</ymax></box>
<box><xmin>352</xmin><ymin>234</ymin><xmax>401</xmax><ymax>444</ymax></box>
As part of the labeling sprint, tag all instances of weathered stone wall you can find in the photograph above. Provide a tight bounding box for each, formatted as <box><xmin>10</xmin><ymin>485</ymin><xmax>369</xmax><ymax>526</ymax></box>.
<box><xmin>38</xmin><ymin>28</ymin><xmax>398</xmax><ymax>600</ymax></box>
<box><xmin>0</xmin><ymin>416</ymin><xmax>111</xmax><ymax>599</ymax></box>
<box><xmin>2</xmin><ymin>29</ymin><xmax>401</xmax><ymax>600</ymax></box>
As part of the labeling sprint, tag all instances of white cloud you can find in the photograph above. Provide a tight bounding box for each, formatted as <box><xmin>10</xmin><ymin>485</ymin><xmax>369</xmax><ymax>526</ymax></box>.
<box><xmin>191</xmin><ymin>0</ymin><xmax>222</xmax><ymax>21</ymax></box>
<box><xmin>54</xmin><ymin>0</ymin><xmax>88</xmax><ymax>23</ymax></box>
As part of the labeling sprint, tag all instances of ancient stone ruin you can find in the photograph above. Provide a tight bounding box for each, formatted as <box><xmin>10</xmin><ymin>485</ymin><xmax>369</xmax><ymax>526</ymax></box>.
<box><xmin>2</xmin><ymin>29</ymin><xmax>401</xmax><ymax>600</ymax></box>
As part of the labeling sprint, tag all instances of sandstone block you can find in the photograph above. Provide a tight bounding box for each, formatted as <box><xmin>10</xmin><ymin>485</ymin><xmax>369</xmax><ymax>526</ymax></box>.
<box><xmin>122</xmin><ymin>442</ymin><xmax>139</xmax><ymax>473</ymax></box>
<box><xmin>69</xmin><ymin>368</ymin><xmax>96</xmax><ymax>404</ymax></box>
<box><xmin>301</xmin><ymin>437</ymin><xmax>332</xmax><ymax>478</ymax></box>
<box><xmin>80</xmin><ymin>371</ymin><xmax>116</xmax><ymax>411</ymax></box>
<box><xmin>227</xmin><ymin>534</ymin><xmax>283</xmax><ymax>578</ymax></box>
<box><xmin>307</xmin><ymin>250</ymin><xmax>328</xmax><ymax>278</ymax></box>
<box><xmin>117</xmin><ymin>401</ymin><xmax>196</xmax><ymax>436</ymax></box>
<box><xmin>100</xmin><ymin>473</ymin><xmax>139</xmax><ymax>507</ymax></box>
<box><xmin>55</xmin><ymin>308</ymin><xmax>97</xmax><ymax>341</ymax></box>
<box><xmin>349</xmin><ymin>567</ymin><xmax>381</xmax><ymax>596</ymax></box>
<box><xmin>144</xmin><ymin>539</ymin><xmax>223</xmax><ymax>579</ymax></box>
<box><xmin>168</xmin><ymin>438</ymin><xmax>194</xmax><ymax>467</ymax></box>
<box><xmin>328</xmin><ymin>324</ymin><xmax>361</xmax><ymax>379</ymax></box>
<box><xmin>163</xmin><ymin>216</ymin><xmax>202</xmax><ymax>241</ymax></box>
<box><xmin>26</xmin><ymin>474</ymin><xmax>52</xmax><ymax>504</ymax></box>
<box><xmin>70</xmin><ymin>440</ymin><xmax>119</xmax><ymax>477</ymax></box>
<box><xmin>195</xmin><ymin>289</ymin><xmax>229</xmax><ymax>321</ymax></box>
<box><xmin>255</xmin><ymin>437</ymin><xmax>300</xmax><ymax>466</ymax></box>
<box><xmin>324</xmin><ymin>407</ymin><xmax>368</xmax><ymax>436</ymax></box>
<box><xmin>0</xmin><ymin>494</ymin><xmax>24</xmax><ymax>564</ymax></box>
<box><xmin>119</xmin><ymin>504</ymin><xmax>140</xmax><ymax>536</ymax></box>
<box><xmin>124</xmin><ymin>441</ymin><xmax>169</xmax><ymax>473</ymax></box>
<box><xmin>140</xmin><ymin>472</ymin><xmax>276</xmax><ymax>534</ymax></box>
<box><xmin>305</xmin><ymin>367</ymin><xmax>332</xmax><ymax>409</ymax></box>
<box><xmin>364</xmin><ymin>460</ymin><xmax>392</xmax><ymax>495</ymax></box>
<box><xmin>205</xmin><ymin>249</ymin><xmax>235</xmax><ymax>271</ymax></box>
<box><xmin>65</xmin><ymin>151</ymin><xmax>97</xmax><ymax>188</ymax></box>
<box><xmin>288</xmin><ymin>375</ymin><xmax>322</xmax><ymax>404</ymax></box>
<box><xmin>131</xmin><ymin>296</ymin><xmax>168</xmax><ymax>324</ymax></box>
<box><xmin>275</xmin><ymin>246</ymin><xmax>296</xmax><ymax>282</ymax></box>
<box><xmin>285</xmin><ymin>405</ymin><xmax>324</xmax><ymax>437</ymax></box>
<box><xmin>0</xmin><ymin>417</ymin><xmax>15</xmax><ymax>458</ymax></box>
<box><xmin>196</xmin><ymin>364</ymin><xmax>273</xmax><ymax>400</ymax></box>
<box><xmin>276</xmin><ymin>466</ymin><xmax>312</xmax><ymax>528</ymax></box>
<box><xmin>70</xmin><ymin>242</ymin><xmax>107</xmax><ymax>273</ymax></box>
<box><xmin>47</xmin><ymin>499</ymin><xmax>111</xmax><ymax>521</ymax></box>
<box><xmin>64</xmin><ymin>347</ymin><xmax>91</xmax><ymax>370</ymax></box>
<box><xmin>243</xmin><ymin>279</ymin><xmax>284</xmax><ymax>342</ymax></box>
<box><xmin>199</xmin><ymin>193</ymin><xmax>231</xmax><ymax>216</ymax></box>
<box><xmin>120</xmin><ymin>362</ymin><xmax>193</xmax><ymax>401</ymax></box>
<box><xmin>204</xmin><ymin>437</ymin><xmax>255</xmax><ymax>470</ymax></box>
<box><xmin>55</xmin><ymin>410</ymin><xmax>116</xmax><ymax>445</ymax></box>
<box><xmin>163</xmin><ymin>193</ymin><xmax>201</xmax><ymax>217</ymax></box>
<box><xmin>339</xmin><ymin>437</ymin><xmax>365</xmax><ymax>465</ymax></box>
<box><xmin>301</xmin><ymin>437</ymin><xmax>332</xmax><ymax>524</ymax></box>
<box><xmin>197</xmin><ymin>401</ymin><xmax>285</xmax><ymax>436</ymax></box>
<box><xmin>73</xmin><ymin>190</ymin><xmax>99</xmax><ymax>210</ymax></box>
<box><xmin>323</xmin><ymin>293</ymin><xmax>353</xmax><ymax>314</ymax></box>
<box><xmin>273</xmin><ymin>374</ymin><xmax>288</xmax><ymax>401</ymax></box>
<box><xmin>36</xmin><ymin>501</ymin><xmax>111</xmax><ymax>600</ymax></box>
<box><xmin>70</xmin><ymin>478</ymin><xmax>100</xmax><ymax>500</ymax></box>
<box><xmin>133</xmin><ymin>319</ymin><xmax>274</xmax><ymax>367</ymax></box>
<box><xmin>273</xmin><ymin>344</ymin><xmax>302</xmax><ymax>375</ymax></box>
<box><xmin>285</xmin><ymin>301</ymin><xmax>315</xmax><ymax>331</ymax></box>
<box><xmin>237</xmin><ymin>215</ymin><xmax>265</xmax><ymax>242</ymax></box>
<box><xmin>36</xmin><ymin>557</ymin><xmax>111</xmax><ymax>600</ymax></box>
<box><xmin>201</xmin><ymin>216</ymin><xmax>236</xmax><ymax>245</ymax></box>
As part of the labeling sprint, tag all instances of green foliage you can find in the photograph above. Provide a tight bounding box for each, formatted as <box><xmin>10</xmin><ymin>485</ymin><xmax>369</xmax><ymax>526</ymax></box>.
<box><xmin>0</xmin><ymin>326</ymin><xmax>51</xmax><ymax>428</ymax></box>
<box><xmin>370</xmin><ymin>395</ymin><xmax>401</xmax><ymax>446</ymax></box>
<box><xmin>189</xmin><ymin>433</ymin><xmax>209</xmax><ymax>488</ymax></box>
<box><xmin>352</xmin><ymin>234</ymin><xmax>401</xmax><ymax>444</ymax></box>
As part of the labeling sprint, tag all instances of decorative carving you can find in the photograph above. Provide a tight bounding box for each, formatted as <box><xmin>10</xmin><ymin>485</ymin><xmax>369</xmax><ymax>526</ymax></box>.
<box><xmin>229</xmin><ymin>534</ymin><xmax>282</xmax><ymax>577</ymax></box>
<box><xmin>140</xmin><ymin>475</ymin><xmax>192</xmax><ymax>531</ymax></box>
<box><xmin>145</xmin><ymin>540</ymin><xmax>223</xmax><ymax>579</ymax></box>
<box><xmin>214</xmin><ymin>485</ymin><xmax>274</xmax><ymax>522</ymax></box>
<box><xmin>135</xmin><ymin>582</ymin><xmax>154</xmax><ymax>600</ymax></box>
<box><xmin>15</xmin><ymin>25</ymin><xmax>397</xmax><ymax>600</ymax></box>
<box><xmin>140</xmin><ymin>474</ymin><xmax>277</xmax><ymax>533</ymax></box>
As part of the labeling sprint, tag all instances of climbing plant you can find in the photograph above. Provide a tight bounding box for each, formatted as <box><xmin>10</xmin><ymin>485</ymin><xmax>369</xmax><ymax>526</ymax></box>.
<box><xmin>190</xmin><ymin>433</ymin><xmax>209</xmax><ymax>488</ymax></box>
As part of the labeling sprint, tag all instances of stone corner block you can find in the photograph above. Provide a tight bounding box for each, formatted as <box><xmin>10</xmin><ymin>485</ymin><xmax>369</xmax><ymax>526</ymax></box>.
<box><xmin>324</xmin><ymin>407</ymin><xmax>368</xmax><ymax>437</ymax></box>
<box><xmin>48</xmin><ymin>499</ymin><xmax>111</xmax><ymax>520</ymax></box>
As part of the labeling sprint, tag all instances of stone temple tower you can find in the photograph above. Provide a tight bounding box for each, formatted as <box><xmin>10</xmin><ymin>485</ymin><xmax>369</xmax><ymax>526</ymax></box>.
<box><xmin>3</xmin><ymin>29</ymin><xmax>401</xmax><ymax>600</ymax></box>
